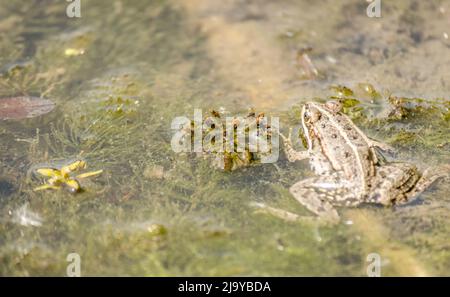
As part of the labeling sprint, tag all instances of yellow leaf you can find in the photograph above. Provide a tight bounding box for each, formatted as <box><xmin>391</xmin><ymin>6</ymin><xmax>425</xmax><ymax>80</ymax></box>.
<box><xmin>36</xmin><ymin>168</ymin><xmax>61</xmax><ymax>178</ymax></box>
<box><xmin>76</xmin><ymin>170</ymin><xmax>103</xmax><ymax>179</ymax></box>
<box><xmin>34</xmin><ymin>184</ymin><xmax>60</xmax><ymax>191</ymax></box>
<box><xmin>61</xmin><ymin>160</ymin><xmax>86</xmax><ymax>175</ymax></box>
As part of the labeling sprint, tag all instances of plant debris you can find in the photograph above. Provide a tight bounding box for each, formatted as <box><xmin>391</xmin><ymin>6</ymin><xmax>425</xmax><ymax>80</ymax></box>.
<box><xmin>0</xmin><ymin>96</ymin><xmax>55</xmax><ymax>120</ymax></box>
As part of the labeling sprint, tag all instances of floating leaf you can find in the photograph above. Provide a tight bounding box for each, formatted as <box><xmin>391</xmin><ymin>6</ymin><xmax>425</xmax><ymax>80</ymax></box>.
<box><xmin>0</xmin><ymin>96</ymin><xmax>55</xmax><ymax>120</ymax></box>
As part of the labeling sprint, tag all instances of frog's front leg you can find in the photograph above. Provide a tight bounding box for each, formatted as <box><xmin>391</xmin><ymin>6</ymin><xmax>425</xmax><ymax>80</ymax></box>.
<box><xmin>280</xmin><ymin>128</ymin><xmax>309</xmax><ymax>162</ymax></box>
<box><xmin>290</xmin><ymin>177</ymin><xmax>341</xmax><ymax>223</ymax></box>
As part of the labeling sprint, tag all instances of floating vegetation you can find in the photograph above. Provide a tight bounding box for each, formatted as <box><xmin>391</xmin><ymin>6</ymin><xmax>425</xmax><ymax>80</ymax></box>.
<box><xmin>180</xmin><ymin>108</ymin><xmax>276</xmax><ymax>171</ymax></box>
<box><xmin>0</xmin><ymin>96</ymin><xmax>55</xmax><ymax>120</ymax></box>
<box><xmin>326</xmin><ymin>83</ymin><xmax>449</xmax><ymax>122</ymax></box>
<box><xmin>101</xmin><ymin>95</ymin><xmax>140</xmax><ymax>117</ymax></box>
<box><xmin>32</xmin><ymin>159</ymin><xmax>103</xmax><ymax>193</ymax></box>
<box><xmin>387</xmin><ymin>95</ymin><xmax>450</xmax><ymax>121</ymax></box>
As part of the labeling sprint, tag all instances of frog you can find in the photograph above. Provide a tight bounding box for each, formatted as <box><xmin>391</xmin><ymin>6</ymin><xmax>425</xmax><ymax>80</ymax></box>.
<box><xmin>281</xmin><ymin>100</ymin><xmax>449</xmax><ymax>223</ymax></box>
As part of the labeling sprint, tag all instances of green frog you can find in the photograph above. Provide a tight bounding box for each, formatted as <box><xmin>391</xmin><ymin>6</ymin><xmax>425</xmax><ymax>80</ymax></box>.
<box><xmin>282</xmin><ymin>100</ymin><xmax>448</xmax><ymax>223</ymax></box>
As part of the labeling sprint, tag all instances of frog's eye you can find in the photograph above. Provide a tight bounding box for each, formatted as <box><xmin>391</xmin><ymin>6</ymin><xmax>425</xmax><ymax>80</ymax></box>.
<box><xmin>305</xmin><ymin>109</ymin><xmax>321</xmax><ymax>123</ymax></box>
<box><xmin>325</xmin><ymin>100</ymin><xmax>343</xmax><ymax>113</ymax></box>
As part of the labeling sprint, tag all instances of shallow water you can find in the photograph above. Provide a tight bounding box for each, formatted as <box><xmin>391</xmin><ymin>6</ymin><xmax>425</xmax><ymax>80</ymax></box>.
<box><xmin>0</xmin><ymin>0</ymin><xmax>449</xmax><ymax>276</ymax></box>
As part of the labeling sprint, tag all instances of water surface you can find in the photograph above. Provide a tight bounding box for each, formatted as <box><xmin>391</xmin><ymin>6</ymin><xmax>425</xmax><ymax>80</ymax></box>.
<box><xmin>0</xmin><ymin>0</ymin><xmax>449</xmax><ymax>276</ymax></box>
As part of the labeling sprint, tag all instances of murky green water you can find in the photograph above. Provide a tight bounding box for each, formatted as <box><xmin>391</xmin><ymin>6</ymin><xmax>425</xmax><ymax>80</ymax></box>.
<box><xmin>0</xmin><ymin>0</ymin><xmax>449</xmax><ymax>276</ymax></box>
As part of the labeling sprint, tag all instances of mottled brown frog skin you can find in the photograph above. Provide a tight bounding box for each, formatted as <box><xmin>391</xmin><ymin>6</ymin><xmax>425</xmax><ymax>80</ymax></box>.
<box><xmin>283</xmin><ymin>100</ymin><xmax>448</xmax><ymax>223</ymax></box>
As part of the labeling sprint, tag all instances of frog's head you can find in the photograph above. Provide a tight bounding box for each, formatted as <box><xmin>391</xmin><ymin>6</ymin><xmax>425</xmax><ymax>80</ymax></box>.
<box><xmin>301</xmin><ymin>100</ymin><xmax>343</xmax><ymax>148</ymax></box>
<box><xmin>302</xmin><ymin>100</ymin><xmax>343</xmax><ymax>124</ymax></box>
<box><xmin>302</xmin><ymin>102</ymin><xmax>322</xmax><ymax>124</ymax></box>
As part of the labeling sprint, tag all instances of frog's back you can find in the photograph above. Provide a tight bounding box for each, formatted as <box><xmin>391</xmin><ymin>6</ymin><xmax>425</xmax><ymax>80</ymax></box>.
<box><xmin>313</xmin><ymin>106</ymin><xmax>376</xmax><ymax>192</ymax></box>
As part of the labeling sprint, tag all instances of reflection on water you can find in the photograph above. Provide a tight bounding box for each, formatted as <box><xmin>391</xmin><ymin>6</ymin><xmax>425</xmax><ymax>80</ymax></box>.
<box><xmin>0</xmin><ymin>0</ymin><xmax>449</xmax><ymax>276</ymax></box>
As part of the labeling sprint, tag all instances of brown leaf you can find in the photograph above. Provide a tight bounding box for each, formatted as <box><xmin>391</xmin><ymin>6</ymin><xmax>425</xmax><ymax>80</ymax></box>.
<box><xmin>0</xmin><ymin>96</ymin><xmax>55</xmax><ymax>120</ymax></box>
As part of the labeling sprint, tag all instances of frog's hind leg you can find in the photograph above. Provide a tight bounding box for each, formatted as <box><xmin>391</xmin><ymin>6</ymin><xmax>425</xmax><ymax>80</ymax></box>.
<box><xmin>290</xmin><ymin>177</ymin><xmax>341</xmax><ymax>223</ymax></box>
<box><xmin>368</xmin><ymin>163</ymin><xmax>420</xmax><ymax>205</ymax></box>
<box><xmin>404</xmin><ymin>165</ymin><xmax>450</xmax><ymax>202</ymax></box>
<box><xmin>370</xmin><ymin>163</ymin><xmax>449</xmax><ymax>206</ymax></box>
